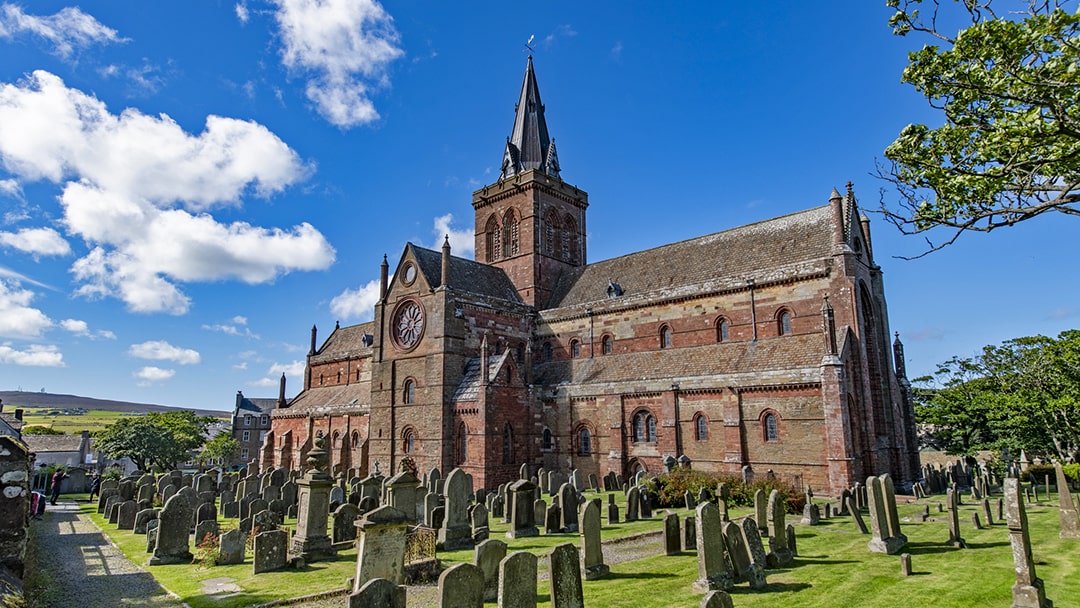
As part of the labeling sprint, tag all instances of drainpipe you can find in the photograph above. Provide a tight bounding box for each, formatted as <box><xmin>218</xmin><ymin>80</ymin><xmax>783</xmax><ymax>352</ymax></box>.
<box><xmin>748</xmin><ymin>280</ymin><xmax>758</xmax><ymax>341</ymax></box>
<box><xmin>672</xmin><ymin>383</ymin><xmax>682</xmax><ymax>458</ymax></box>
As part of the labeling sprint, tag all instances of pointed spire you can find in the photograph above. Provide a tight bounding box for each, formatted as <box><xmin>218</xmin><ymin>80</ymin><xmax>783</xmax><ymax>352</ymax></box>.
<box><xmin>501</xmin><ymin>56</ymin><xmax>556</xmax><ymax>180</ymax></box>
<box><xmin>893</xmin><ymin>332</ymin><xmax>907</xmax><ymax>379</ymax></box>
<box><xmin>379</xmin><ymin>254</ymin><xmax>389</xmax><ymax>301</ymax></box>
<box><xmin>441</xmin><ymin>235</ymin><xmax>451</xmax><ymax>288</ymax></box>
<box><xmin>309</xmin><ymin>324</ymin><xmax>317</xmax><ymax>356</ymax></box>
<box><xmin>277</xmin><ymin>372</ymin><xmax>287</xmax><ymax>408</ymax></box>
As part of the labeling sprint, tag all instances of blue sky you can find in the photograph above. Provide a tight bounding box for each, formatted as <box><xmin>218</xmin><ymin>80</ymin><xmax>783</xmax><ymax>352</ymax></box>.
<box><xmin>0</xmin><ymin>2</ymin><xmax>1075</xmax><ymax>412</ymax></box>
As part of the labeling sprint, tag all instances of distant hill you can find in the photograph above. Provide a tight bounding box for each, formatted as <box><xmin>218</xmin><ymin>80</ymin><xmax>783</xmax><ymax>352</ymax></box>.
<box><xmin>0</xmin><ymin>390</ymin><xmax>227</xmax><ymax>418</ymax></box>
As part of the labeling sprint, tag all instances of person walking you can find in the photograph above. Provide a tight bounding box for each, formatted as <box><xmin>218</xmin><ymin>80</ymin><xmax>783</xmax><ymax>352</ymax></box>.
<box><xmin>88</xmin><ymin>472</ymin><xmax>102</xmax><ymax>502</ymax></box>
<box><xmin>49</xmin><ymin>468</ymin><xmax>66</xmax><ymax>506</ymax></box>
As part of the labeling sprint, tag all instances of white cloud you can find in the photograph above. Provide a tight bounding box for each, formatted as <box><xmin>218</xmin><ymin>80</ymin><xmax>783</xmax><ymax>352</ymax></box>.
<box><xmin>0</xmin><ymin>279</ymin><xmax>52</xmax><ymax>339</ymax></box>
<box><xmin>202</xmin><ymin>317</ymin><xmax>258</xmax><ymax>338</ymax></box>
<box><xmin>232</xmin><ymin>315</ymin><xmax>248</xmax><ymax>325</ymax></box>
<box><xmin>0</xmin><ymin>343</ymin><xmax>64</xmax><ymax>366</ymax></box>
<box><xmin>0</xmin><ymin>71</ymin><xmax>335</xmax><ymax>314</ymax></box>
<box><xmin>59</xmin><ymin>317</ymin><xmax>115</xmax><ymax>340</ymax></box>
<box><xmin>330</xmin><ymin>278</ymin><xmax>380</xmax><ymax>321</ymax></box>
<box><xmin>0</xmin><ymin>4</ymin><xmax>125</xmax><ymax>59</ymax></box>
<box><xmin>235</xmin><ymin>2</ymin><xmax>250</xmax><ymax>24</ymax></box>
<box><xmin>432</xmin><ymin>213</ymin><xmax>474</xmax><ymax>259</ymax></box>
<box><xmin>0</xmin><ymin>226</ymin><xmax>71</xmax><ymax>257</ymax></box>
<box><xmin>272</xmin><ymin>0</ymin><xmax>403</xmax><ymax>128</ymax></box>
<box><xmin>134</xmin><ymin>365</ymin><xmax>174</xmax><ymax>384</ymax></box>
<box><xmin>250</xmin><ymin>359</ymin><xmax>305</xmax><ymax>388</ymax></box>
<box><xmin>0</xmin><ymin>178</ymin><xmax>21</xmax><ymax>199</ymax></box>
<box><xmin>543</xmin><ymin>24</ymin><xmax>577</xmax><ymax>48</ymax></box>
<box><xmin>129</xmin><ymin>340</ymin><xmax>201</xmax><ymax>365</ymax></box>
<box><xmin>233</xmin><ymin>361</ymin><xmax>248</xmax><ymax>370</ymax></box>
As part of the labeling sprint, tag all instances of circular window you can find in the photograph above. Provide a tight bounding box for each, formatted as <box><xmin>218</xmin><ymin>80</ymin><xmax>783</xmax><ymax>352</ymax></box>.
<box><xmin>402</xmin><ymin>262</ymin><xmax>417</xmax><ymax>285</ymax></box>
<box><xmin>392</xmin><ymin>299</ymin><xmax>425</xmax><ymax>350</ymax></box>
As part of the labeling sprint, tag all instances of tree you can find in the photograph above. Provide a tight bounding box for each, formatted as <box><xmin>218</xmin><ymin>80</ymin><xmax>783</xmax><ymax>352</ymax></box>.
<box><xmin>878</xmin><ymin>0</ymin><xmax>1080</xmax><ymax>256</ymax></box>
<box><xmin>913</xmin><ymin>355</ymin><xmax>1001</xmax><ymax>453</ymax></box>
<box><xmin>198</xmin><ymin>432</ymin><xmax>241</xmax><ymax>466</ymax></box>
<box><xmin>95</xmin><ymin>411</ymin><xmax>216</xmax><ymax>471</ymax></box>
<box><xmin>22</xmin><ymin>425</ymin><xmax>64</xmax><ymax>435</ymax></box>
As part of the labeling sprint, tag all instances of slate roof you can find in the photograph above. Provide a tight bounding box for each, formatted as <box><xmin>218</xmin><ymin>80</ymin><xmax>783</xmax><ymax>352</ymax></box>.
<box><xmin>277</xmin><ymin>383</ymin><xmax>370</xmax><ymax>418</ymax></box>
<box><xmin>411</xmin><ymin>244</ymin><xmax>523</xmax><ymax>303</ymax></box>
<box><xmin>532</xmin><ymin>333</ymin><xmax>824</xmax><ymax>388</ymax></box>
<box><xmin>453</xmin><ymin>352</ymin><xmax>511</xmax><ymax>402</ymax></box>
<box><xmin>311</xmin><ymin>321</ymin><xmax>375</xmax><ymax>364</ymax></box>
<box><xmin>24</xmin><ymin>434</ymin><xmax>85</xmax><ymax>453</ymax></box>
<box><xmin>0</xmin><ymin>412</ymin><xmax>23</xmax><ymax>432</ymax></box>
<box><xmin>235</xmin><ymin>395</ymin><xmax>277</xmax><ymax>416</ymax></box>
<box><xmin>546</xmin><ymin>205</ymin><xmax>834</xmax><ymax>310</ymax></box>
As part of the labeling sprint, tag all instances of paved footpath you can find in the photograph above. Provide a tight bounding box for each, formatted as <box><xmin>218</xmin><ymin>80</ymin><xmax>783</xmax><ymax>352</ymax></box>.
<box><xmin>27</xmin><ymin>500</ymin><xmax>184</xmax><ymax>608</ymax></box>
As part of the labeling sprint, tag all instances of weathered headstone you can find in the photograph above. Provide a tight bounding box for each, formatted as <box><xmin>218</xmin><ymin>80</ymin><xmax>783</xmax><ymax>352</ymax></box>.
<box><xmin>116</xmin><ymin>500</ymin><xmax>138</xmax><ymax>530</ymax></box>
<box><xmin>253</xmin><ymin>529</ymin><xmax>289</xmax><ymax>573</ymax></box>
<box><xmin>348</xmin><ymin>578</ymin><xmax>406</xmax><ymax>608</ymax></box>
<box><xmin>625</xmin><ymin>486</ymin><xmax>639</xmax><ymax>522</ymax></box>
<box><xmin>766</xmin><ymin>490</ymin><xmax>793</xmax><ymax>566</ymax></box>
<box><xmin>607</xmin><ymin>493</ymin><xmax>619</xmax><ymax>524</ymax></box>
<box><xmin>440</xmin><ymin>468</ymin><xmax>475</xmax><ymax>550</ymax></box>
<box><xmin>438</xmin><ymin>562</ymin><xmax>484</xmax><ymax>608</ymax></box>
<box><xmin>149</xmin><ymin>487</ymin><xmax>195</xmax><ymax>565</ymax></box>
<box><xmin>133</xmin><ymin>508</ymin><xmax>157</xmax><ymax>534</ymax></box>
<box><xmin>558</xmin><ymin>483</ymin><xmax>579</xmax><ymax>532</ymax></box>
<box><xmin>900</xmin><ymin>553</ymin><xmax>912</xmax><ymax>577</ymax></box>
<box><xmin>1054</xmin><ymin>462</ymin><xmax>1080</xmax><ymax>538</ymax></box>
<box><xmin>739</xmin><ymin>517</ymin><xmax>769</xmax><ymax>573</ymax></box>
<box><xmin>579</xmin><ymin>499</ymin><xmax>609</xmax><ymax>580</ymax></box>
<box><xmin>682</xmin><ymin>515</ymin><xmax>696</xmax><ymax>551</ymax></box>
<box><xmin>946</xmin><ymin>487</ymin><xmax>967</xmax><ymax>548</ymax></box>
<box><xmin>800</xmin><ymin>502</ymin><xmax>820</xmax><ymax>526</ymax></box>
<box><xmin>663</xmin><ymin>511</ymin><xmax>681</xmax><ymax>555</ymax></box>
<box><xmin>1005</xmin><ymin>478</ymin><xmax>1053</xmax><ymax>608</ymax></box>
<box><xmin>507</xmin><ymin>479</ymin><xmax>540</xmax><ymax>539</ymax></box>
<box><xmin>548</xmin><ymin>543</ymin><xmax>584</xmax><ymax>608</ymax></box>
<box><xmin>847</xmin><ymin>496</ymin><xmax>869</xmax><ymax>534</ymax></box>
<box><xmin>701</xmin><ymin>590</ymin><xmax>735</xmax><ymax>608</ymax></box>
<box><xmin>867</xmin><ymin>475</ymin><xmax>907</xmax><ymax>554</ymax></box>
<box><xmin>753</xmin><ymin>489</ymin><xmax>767</xmax><ymax>535</ymax></box>
<box><xmin>545</xmin><ymin>503</ymin><xmax>561</xmax><ymax>535</ymax></box>
<box><xmin>353</xmin><ymin>506</ymin><xmax>410</xmax><ymax>589</ymax></box>
<box><xmin>333</xmin><ymin>503</ymin><xmax>360</xmax><ymax>544</ymax></box>
<box><xmin>218</xmin><ymin>528</ymin><xmax>246</xmax><ymax>565</ymax></box>
<box><xmin>470</xmin><ymin>502</ymin><xmax>489</xmax><ymax>542</ymax></box>
<box><xmin>475</xmin><ymin>538</ymin><xmax>507</xmax><ymax>601</ymax></box>
<box><xmin>723</xmin><ymin>520</ymin><xmax>766</xmax><ymax>589</ymax></box>
<box><xmin>498</xmin><ymin>551</ymin><xmax>538</xmax><ymax>608</ymax></box>
<box><xmin>693</xmin><ymin>502</ymin><xmax>733</xmax><ymax>592</ymax></box>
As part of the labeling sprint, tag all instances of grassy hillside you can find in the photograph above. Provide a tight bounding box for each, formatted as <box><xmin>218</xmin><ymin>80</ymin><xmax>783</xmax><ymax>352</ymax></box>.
<box><xmin>3</xmin><ymin>390</ymin><xmax>228</xmax><ymax>434</ymax></box>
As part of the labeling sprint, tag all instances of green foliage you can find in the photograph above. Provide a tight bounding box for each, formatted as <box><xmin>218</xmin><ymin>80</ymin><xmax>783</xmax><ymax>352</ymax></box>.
<box><xmin>879</xmin><ymin>0</ymin><xmax>1080</xmax><ymax>255</ymax></box>
<box><xmin>95</xmin><ymin>410</ymin><xmax>215</xmax><ymax>471</ymax></box>
<box><xmin>913</xmin><ymin>356</ymin><xmax>1000</xmax><ymax>454</ymax></box>
<box><xmin>1063</xmin><ymin>463</ymin><xmax>1080</xmax><ymax>482</ymax></box>
<box><xmin>193</xmin><ymin>531</ymin><xmax>220</xmax><ymax>569</ymax></box>
<box><xmin>22</xmin><ymin>425</ymin><xmax>63</xmax><ymax>435</ymax></box>
<box><xmin>198</xmin><ymin>433</ymin><xmax>240</xmax><ymax>465</ymax></box>
<box><xmin>102</xmin><ymin>466</ymin><xmax>123</xmax><ymax>481</ymax></box>
<box><xmin>650</xmin><ymin>469</ymin><xmax>805</xmax><ymax>514</ymax></box>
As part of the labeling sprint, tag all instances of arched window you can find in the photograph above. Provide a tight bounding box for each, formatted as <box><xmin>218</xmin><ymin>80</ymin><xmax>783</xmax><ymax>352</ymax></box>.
<box><xmin>763</xmin><ymin>412</ymin><xmax>779</xmax><ymax>442</ymax></box>
<box><xmin>578</xmin><ymin>426</ymin><xmax>592</xmax><ymax>455</ymax></box>
<box><xmin>458</xmin><ymin>422</ymin><xmax>468</xmax><ymax>463</ymax></box>
<box><xmin>485</xmin><ymin>215</ymin><xmax>501</xmax><ymax>262</ymax></box>
<box><xmin>332</xmin><ymin>431</ymin><xmax>341</xmax><ymax>448</ymax></box>
<box><xmin>602</xmin><ymin>335</ymin><xmax>613</xmax><ymax>355</ymax></box>
<box><xmin>337</xmin><ymin>370</ymin><xmax>342</xmax><ymax>383</ymax></box>
<box><xmin>504</xmin><ymin>209</ymin><xmax>520</xmax><ymax>257</ymax></box>
<box><xmin>516</xmin><ymin>343</ymin><xmax>525</xmax><ymax>363</ymax></box>
<box><xmin>543</xmin><ymin>342</ymin><xmax>552</xmax><ymax>362</ymax></box>
<box><xmin>545</xmin><ymin>210</ymin><xmax>560</xmax><ymax>255</ymax></box>
<box><xmin>694</xmin><ymin>414</ymin><xmax>708</xmax><ymax>441</ymax></box>
<box><xmin>564</xmin><ymin>215</ymin><xmax>578</xmax><ymax>263</ymax></box>
<box><xmin>660</xmin><ymin>325</ymin><xmax>673</xmax><ymax>349</ymax></box>
<box><xmin>402</xmin><ymin>428</ymin><xmax>415</xmax><ymax>453</ymax></box>
<box><xmin>542</xmin><ymin>428</ymin><xmax>553</xmax><ymax>451</ymax></box>
<box><xmin>502</xmin><ymin>424</ymin><xmax>513</xmax><ymax>464</ymax></box>
<box><xmin>403</xmin><ymin>378</ymin><xmax>415</xmax><ymax>404</ymax></box>
<box><xmin>570</xmin><ymin>339</ymin><xmax>581</xmax><ymax>358</ymax></box>
<box><xmin>717</xmin><ymin>318</ymin><xmax>729</xmax><ymax>342</ymax></box>
<box><xmin>634</xmin><ymin>411</ymin><xmax>657</xmax><ymax>442</ymax></box>
<box><xmin>778</xmin><ymin>310</ymin><xmax>793</xmax><ymax>336</ymax></box>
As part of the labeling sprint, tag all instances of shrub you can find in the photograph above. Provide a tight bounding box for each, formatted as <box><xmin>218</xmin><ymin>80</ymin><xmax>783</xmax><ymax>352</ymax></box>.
<box><xmin>1023</xmin><ymin>464</ymin><xmax>1056</xmax><ymax>483</ymax></box>
<box><xmin>650</xmin><ymin>469</ymin><xmax>805</xmax><ymax>514</ymax></box>
<box><xmin>193</xmin><ymin>532</ymin><xmax>220</xmax><ymax>569</ymax></box>
<box><xmin>1062</xmin><ymin>463</ymin><xmax>1080</xmax><ymax>484</ymax></box>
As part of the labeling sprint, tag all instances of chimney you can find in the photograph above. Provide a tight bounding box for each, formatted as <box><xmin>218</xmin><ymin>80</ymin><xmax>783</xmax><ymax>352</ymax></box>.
<box><xmin>309</xmin><ymin>324</ymin><xmax>318</xmax><ymax>356</ymax></box>
<box><xmin>829</xmin><ymin>187</ymin><xmax>845</xmax><ymax>246</ymax></box>
<box><xmin>859</xmin><ymin>213</ymin><xmax>873</xmax><ymax>259</ymax></box>
<box><xmin>441</xmin><ymin>235</ymin><xmax>451</xmax><ymax>289</ymax></box>
<box><xmin>278</xmin><ymin>373</ymin><xmax>287</xmax><ymax>408</ymax></box>
<box><xmin>379</xmin><ymin>254</ymin><xmax>389</xmax><ymax>301</ymax></box>
<box><xmin>0</xmin><ymin>398</ymin><xmax>4</xmax><ymax>413</ymax></box>
<box><xmin>14</xmin><ymin>408</ymin><xmax>23</xmax><ymax>421</ymax></box>
<box><xmin>893</xmin><ymin>332</ymin><xmax>907</xmax><ymax>379</ymax></box>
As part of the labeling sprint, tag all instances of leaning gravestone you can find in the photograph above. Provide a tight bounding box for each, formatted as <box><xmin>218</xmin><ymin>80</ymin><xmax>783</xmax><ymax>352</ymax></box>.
<box><xmin>1054</xmin><ymin>462</ymin><xmax>1080</xmax><ymax>539</ymax></box>
<box><xmin>1005</xmin><ymin>478</ymin><xmax>1053</xmax><ymax>608</ymax></box>
<box><xmin>149</xmin><ymin>487</ymin><xmax>195</xmax><ymax>565</ymax></box>
<box><xmin>739</xmin><ymin>517</ymin><xmax>769</xmax><ymax>573</ymax></box>
<box><xmin>498</xmin><ymin>551</ymin><xmax>537</xmax><ymax>608</ymax></box>
<box><xmin>133</xmin><ymin>508</ymin><xmax>157</xmax><ymax>535</ymax></box>
<box><xmin>723</xmin><ymin>520</ymin><xmax>766</xmax><ymax>589</ymax></box>
<box><xmin>253</xmin><ymin>529</ymin><xmax>289</xmax><ymax>574</ymax></box>
<box><xmin>693</xmin><ymin>502</ymin><xmax>734</xmax><ymax>592</ymax></box>
<box><xmin>548</xmin><ymin>543</ymin><xmax>584</xmax><ymax>608</ymax></box>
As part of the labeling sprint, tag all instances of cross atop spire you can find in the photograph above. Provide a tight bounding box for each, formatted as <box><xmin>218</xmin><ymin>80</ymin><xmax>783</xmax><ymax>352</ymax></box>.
<box><xmin>501</xmin><ymin>56</ymin><xmax>560</xmax><ymax>180</ymax></box>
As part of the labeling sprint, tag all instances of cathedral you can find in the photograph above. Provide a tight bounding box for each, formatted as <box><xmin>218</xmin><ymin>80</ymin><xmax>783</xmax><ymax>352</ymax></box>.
<box><xmin>266</xmin><ymin>57</ymin><xmax>920</xmax><ymax>496</ymax></box>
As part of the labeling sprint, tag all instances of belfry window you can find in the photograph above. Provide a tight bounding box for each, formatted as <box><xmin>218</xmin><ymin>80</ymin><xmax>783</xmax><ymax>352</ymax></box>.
<box><xmin>660</xmin><ymin>325</ymin><xmax>672</xmax><ymax>349</ymax></box>
<box><xmin>634</xmin><ymin>411</ymin><xmax>657</xmax><ymax>443</ymax></box>
<box><xmin>764</xmin><ymin>413</ymin><xmax>779</xmax><ymax>442</ymax></box>
<box><xmin>778</xmin><ymin>311</ymin><xmax>792</xmax><ymax>336</ymax></box>
<box><xmin>602</xmin><ymin>335</ymin><xmax>612</xmax><ymax>355</ymax></box>
<box><xmin>570</xmin><ymin>339</ymin><xmax>581</xmax><ymax>358</ymax></box>
<box><xmin>578</xmin><ymin>427</ymin><xmax>592</xmax><ymax>455</ymax></box>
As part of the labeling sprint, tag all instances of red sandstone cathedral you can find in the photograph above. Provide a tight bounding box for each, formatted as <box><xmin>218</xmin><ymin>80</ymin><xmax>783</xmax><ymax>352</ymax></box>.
<box><xmin>265</xmin><ymin>58</ymin><xmax>919</xmax><ymax>496</ymax></box>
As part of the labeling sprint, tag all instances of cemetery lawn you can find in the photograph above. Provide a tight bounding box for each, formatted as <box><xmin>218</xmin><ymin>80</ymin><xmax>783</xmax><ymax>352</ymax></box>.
<box><xmin>82</xmin><ymin>490</ymin><xmax>1080</xmax><ymax>608</ymax></box>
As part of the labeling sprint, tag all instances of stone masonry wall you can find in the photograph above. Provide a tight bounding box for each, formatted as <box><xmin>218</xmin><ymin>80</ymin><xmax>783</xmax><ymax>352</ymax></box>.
<box><xmin>0</xmin><ymin>436</ymin><xmax>31</xmax><ymax>578</ymax></box>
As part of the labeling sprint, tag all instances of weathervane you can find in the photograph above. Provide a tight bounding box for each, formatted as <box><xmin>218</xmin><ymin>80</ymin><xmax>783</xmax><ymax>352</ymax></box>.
<box><xmin>524</xmin><ymin>34</ymin><xmax>535</xmax><ymax>54</ymax></box>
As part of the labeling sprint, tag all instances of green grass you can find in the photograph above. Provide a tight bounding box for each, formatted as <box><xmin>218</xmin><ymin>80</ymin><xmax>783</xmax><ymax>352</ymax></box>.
<box><xmin>79</xmin><ymin>490</ymin><xmax>1080</xmax><ymax>608</ymax></box>
<box><xmin>20</xmin><ymin>407</ymin><xmax>228</xmax><ymax>434</ymax></box>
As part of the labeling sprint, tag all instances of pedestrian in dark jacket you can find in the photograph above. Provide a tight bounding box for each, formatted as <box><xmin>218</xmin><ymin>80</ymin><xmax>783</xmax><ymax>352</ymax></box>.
<box><xmin>49</xmin><ymin>469</ymin><xmax>66</xmax><ymax>505</ymax></box>
<box><xmin>88</xmin><ymin>473</ymin><xmax>102</xmax><ymax>501</ymax></box>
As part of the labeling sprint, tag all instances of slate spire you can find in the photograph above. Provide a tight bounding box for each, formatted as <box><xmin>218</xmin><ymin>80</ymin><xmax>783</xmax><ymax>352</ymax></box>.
<box><xmin>501</xmin><ymin>56</ymin><xmax>560</xmax><ymax>180</ymax></box>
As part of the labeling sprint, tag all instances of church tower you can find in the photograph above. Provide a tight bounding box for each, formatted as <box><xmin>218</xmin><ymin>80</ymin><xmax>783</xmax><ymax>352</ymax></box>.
<box><xmin>473</xmin><ymin>57</ymin><xmax>588</xmax><ymax>307</ymax></box>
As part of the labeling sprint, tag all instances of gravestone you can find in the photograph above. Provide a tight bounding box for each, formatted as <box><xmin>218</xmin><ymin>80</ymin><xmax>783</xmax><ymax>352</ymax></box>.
<box><xmin>982</xmin><ymin>497</ymin><xmax>994</xmax><ymax>526</ymax></box>
<box><xmin>766</xmin><ymin>490</ymin><xmax>793</xmax><ymax>566</ymax></box>
<box><xmin>867</xmin><ymin>475</ymin><xmax>907</xmax><ymax>554</ymax></box>
<box><xmin>607</xmin><ymin>493</ymin><xmax>619</xmax><ymax>524</ymax></box>
<box><xmin>470</xmin><ymin>503</ymin><xmax>489</xmax><ymax>542</ymax></box>
<box><xmin>545</xmin><ymin>503</ymin><xmax>561</xmax><ymax>535</ymax></box>
<box><xmin>195</xmin><ymin>520</ymin><xmax>219</xmax><ymax>547</ymax></box>
<box><xmin>753</xmin><ymin>489</ymin><xmax>767</xmax><ymax>535</ymax></box>
<box><xmin>533</xmin><ymin>498</ymin><xmax>547</xmax><ymax>531</ymax></box>
<box><xmin>507</xmin><ymin>479</ymin><xmax>540</xmax><ymax>539</ymax></box>
<box><xmin>145</xmin><ymin>519</ymin><xmax>158</xmax><ymax>554</ymax></box>
<box><xmin>901</xmin><ymin>553</ymin><xmax>912</xmax><ymax>576</ymax></box>
<box><xmin>787</xmin><ymin>524</ymin><xmax>798</xmax><ymax>557</ymax></box>
<box><xmin>682</xmin><ymin>515</ymin><xmax>696</xmax><ymax>551</ymax></box>
<box><xmin>971</xmin><ymin>512</ymin><xmax>983</xmax><ymax>530</ymax></box>
<box><xmin>1005</xmin><ymin>478</ymin><xmax>1053</xmax><ymax>608</ymax></box>
<box><xmin>702</xmin><ymin>591</ymin><xmax>735</xmax><ymax>608</ymax></box>
<box><xmin>664</xmin><ymin>511</ymin><xmax>681</xmax><ymax>555</ymax></box>
<box><xmin>348</xmin><ymin>578</ymin><xmax>406</xmax><ymax>608</ymax></box>
<box><xmin>439</xmin><ymin>468</ymin><xmax>474</xmax><ymax>550</ymax></box>
<box><xmin>579</xmin><ymin>499</ymin><xmax>609</xmax><ymax>579</ymax></box>
<box><xmin>498</xmin><ymin>551</ymin><xmax>538</xmax><ymax>608</ymax></box>
<box><xmin>218</xmin><ymin>529</ymin><xmax>246</xmax><ymax>565</ymax></box>
<box><xmin>149</xmin><ymin>487</ymin><xmax>195</xmax><ymax>564</ymax></box>
<box><xmin>353</xmin><ymin>506</ymin><xmax>410</xmax><ymax>589</ymax></box>
<box><xmin>739</xmin><ymin>517</ymin><xmax>769</xmax><ymax>573</ymax></box>
<box><xmin>847</xmin><ymin>496</ymin><xmax>869</xmax><ymax>534</ymax></box>
<box><xmin>625</xmin><ymin>486</ymin><xmax>640</xmax><ymax>522</ymax></box>
<box><xmin>133</xmin><ymin>508</ymin><xmax>157</xmax><ymax>534</ymax></box>
<box><xmin>723</xmin><ymin>520</ymin><xmax>766</xmax><ymax>589</ymax></box>
<box><xmin>693</xmin><ymin>502</ymin><xmax>733</xmax><ymax>592</ymax></box>
<box><xmin>548</xmin><ymin>543</ymin><xmax>584</xmax><ymax>608</ymax></box>
<box><xmin>196</xmin><ymin>501</ymin><xmax>217</xmax><ymax>525</ymax></box>
<box><xmin>684</xmin><ymin>490</ymin><xmax>696</xmax><ymax>510</ymax></box>
<box><xmin>800</xmin><ymin>503</ymin><xmax>820</xmax><ymax>526</ymax></box>
<box><xmin>385</xmin><ymin>470</ymin><xmax>419</xmax><ymax>524</ymax></box>
<box><xmin>716</xmin><ymin>483</ymin><xmax>729</xmax><ymax>522</ymax></box>
<box><xmin>639</xmin><ymin>487</ymin><xmax>653</xmax><ymax>519</ymax></box>
<box><xmin>117</xmin><ymin>500</ymin><xmax>138</xmax><ymax>530</ymax></box>
<box><xmin>97</xmin><ymin>488</ymin><xmax>118</xmax><ymax>514</ymax></box>
<box><xmin>333</xmin><ymin>503</ymin><xmax>360</xmax><ymax>544</ymax></box>
<box><xmin>475</xmin><ymin>539</ymin><xmax>507</xmax><ymax>601</ymax></box>
<box><xmin>946</xmin><ymin>487</ymin><xmax>967</xmax><ymax>548</ymax></box>
<box><xmin>558</xmin><ymin>483</ymin><xmax>578</xmax><ymax>532</ymax></box>
<box><xmin>1054</xmin><ymin>462</ymin><xmax>1080</xmax><ymax>538</ymax></box>
<box><xmin>253</xmin><ymin>529</ymin><xmax>289</xmax><ymax>574</ymax></box>
<box><xmin>438</xmin><ymin>562</ymin><xmax>484</xmax><ymax>608</ymax></box>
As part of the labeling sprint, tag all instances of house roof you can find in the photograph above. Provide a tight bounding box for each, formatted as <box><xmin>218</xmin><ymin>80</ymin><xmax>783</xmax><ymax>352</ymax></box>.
<box><xmin>453</xmin><ymin>352</ymin><xmax>512</xmax><ymax>402</ymax></box>
<box><xmin>311</xmin><ymin>321</ymin><xmax>375</xmax><ymax>364</ymax></box>
<box><xmin>235</xmin><ymin>395</ymin><xmax>278</xmax><ymax>416</ymax></box>
<box><xmin>276</xmin><ymin>383</ymin><xmax>370</xmax><ymax>418</ymax></box>
<box><xmin>0</xmin><ymin>413</ymin><xmax>23</xmax><ymax>432</ymax></box>
<box><xmin>546</xmin><ymin>204</ymin><xmax>835</xmax><ymax>310</ymax></box>
<box><xmin>532</xmin><ymin>333</ymin><xmax>824</xmax><ymax>388</ymax></box>
<box><xmin>24</xmin><ymin>434</ymin><xmax>85</xmax><ymax>453</ymax></box>
<box><xmin>411</xmin><ymin>244</ymin><xmax>523</xmax><ymax>303</ymax></box>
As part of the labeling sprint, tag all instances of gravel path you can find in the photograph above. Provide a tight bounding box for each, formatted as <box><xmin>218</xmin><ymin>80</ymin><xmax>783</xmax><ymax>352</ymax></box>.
<box><xmin>27</xmin><ymin>501</ymin><xmax>184</xmax><ymax>608</ymax></box>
